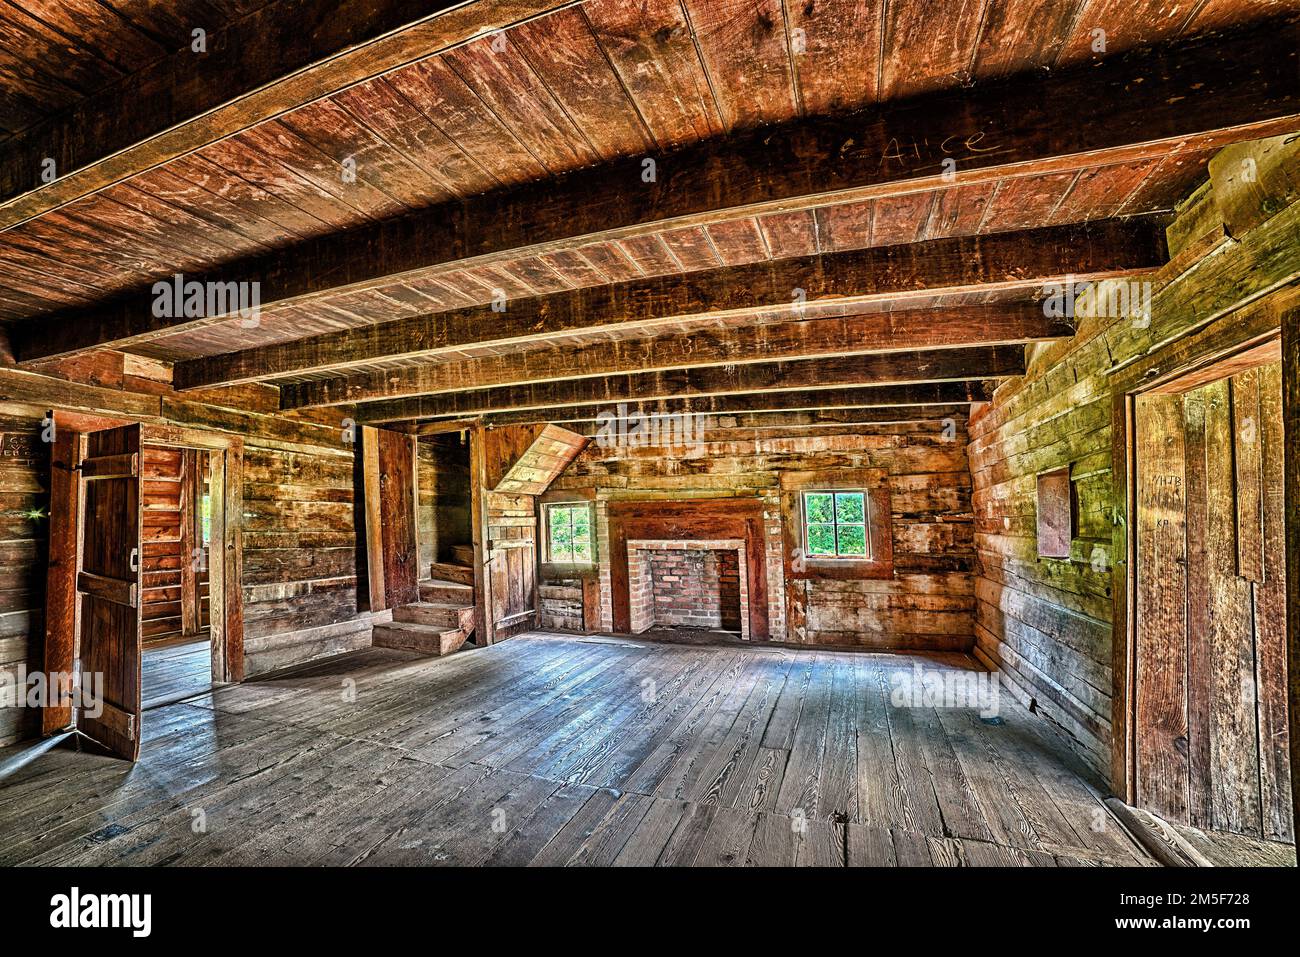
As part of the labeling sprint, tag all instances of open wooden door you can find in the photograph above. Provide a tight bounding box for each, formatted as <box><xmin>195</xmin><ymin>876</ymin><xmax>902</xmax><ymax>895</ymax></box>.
<box><xmin>361</xmin><ymin>426</ymin><xmax>420</xmax><ymax>611</ymax></box>
<box><xmin>77</xmin><ymin>424</ymin><xmax>144</xmax><ymax>760</ymax></box>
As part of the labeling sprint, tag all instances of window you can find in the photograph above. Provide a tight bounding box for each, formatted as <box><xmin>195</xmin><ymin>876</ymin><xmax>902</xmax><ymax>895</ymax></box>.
<box><xmin>802</xmin><ymin>490</ymin><xmax>869</xmax><ymax>559</ymax></box>
<box><xmin>545</xmin><ymin>502</ymin><xmax>594</xmax><ymax>564</ymax></box>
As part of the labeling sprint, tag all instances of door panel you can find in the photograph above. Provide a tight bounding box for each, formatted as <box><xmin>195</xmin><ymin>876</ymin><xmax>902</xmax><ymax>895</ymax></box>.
<box><xmin>77</xmin><ymin>424</ymin><xmax>143</xmax><ymax>760</ymax></box>
<box><xmin>1133</xmin><ymin>361</ymin><xmax>1291</xmax><ymax>840</ymax></box>
<box><xmin>43</xmin><ymin>429</ymin><xmax>82</xmax><ymax>735</ymax></box>
<box><xmin>362</xmin><ymin>426</ymin><xmax>419</xmax><ymax>610</ymax></box>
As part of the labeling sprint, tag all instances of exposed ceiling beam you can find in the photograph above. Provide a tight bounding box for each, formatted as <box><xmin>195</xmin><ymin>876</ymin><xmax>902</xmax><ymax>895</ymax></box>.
<box><xmin>0</xmin><ymin>0</ymin><xmax>579</xmax><ymax>229</ymax></box>
<box><xmin>432</xmin><ymin>382</ymin><xmax>996</xmax><ymax>428</ymax></box>
<box><xmin>280</xmin><ymin>302</ymin><xmax>1071</xmax><ymax>408</ymax></box>
<box><xmin>177</xmin><ymin>216</ymin><xmax>1156</xmax><ymax>392</ymax></box>
<box><xmin>353</xmin><ymin>347</ymin><xmax>1025</xmax><ymax>423</ymax></box>
<box><xmin>546</xmin><ymin>405</ymin><xmax>976</xmax><ymax>439</ymax></box>
<box><xmin>11</xmin><ymin>21</ymin><xmax>1293</xmax><ymax>363</ymax></box>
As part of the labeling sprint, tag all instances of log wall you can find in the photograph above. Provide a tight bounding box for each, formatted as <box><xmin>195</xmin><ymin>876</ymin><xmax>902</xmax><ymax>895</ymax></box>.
<box><xmin>0</xmin><ymin>360</ymin><xmax>376</xmax><ymax>746</ymax></box>
<box><xmin>545</xmin><ymin>415</ymin><xmax>976</xmax><ymax>648</ymax></box>
<box><xmin>969</xmin><ymin>162</ymin><xmax>1300</xmax><ymax>779</ymax></box>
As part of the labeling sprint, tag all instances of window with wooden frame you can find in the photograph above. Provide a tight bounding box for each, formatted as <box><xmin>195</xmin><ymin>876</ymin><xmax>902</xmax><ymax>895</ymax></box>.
<box><xmin>779</xmin><ymin>469</ymin><xmax>893</xmax><ymax>581</ymax></box>
<box><xmin>802</xmin><ymin>490</ymin><xmax>870</xmax><ymax>558</ymax></box>
<box><xmin>543</xmin><ymin>501</ymin><xmax>595</xmax><ymax>565</ymax></box>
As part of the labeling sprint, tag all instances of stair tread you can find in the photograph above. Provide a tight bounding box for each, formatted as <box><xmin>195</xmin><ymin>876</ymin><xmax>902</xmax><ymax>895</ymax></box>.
<box><xmin>374</xmin><ymin>620</ymin><xmax>463</xmax><ymax>636</ymax></box>
<box><xmin>405</xmin><ymin>600</ymin><xmax>473</xmax><ymax>610</ymax></box>
<box><xmin>422</xmin><ymin>578</ymin><xmax>471</xmax><ymax>589</ymax></box>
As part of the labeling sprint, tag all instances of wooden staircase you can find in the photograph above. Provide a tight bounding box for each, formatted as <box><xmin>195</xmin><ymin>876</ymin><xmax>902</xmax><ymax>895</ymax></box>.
<box><xmin>372</xmin><ymin>548</ymin><xmax>477</xmax><ymax>657</ymax></box>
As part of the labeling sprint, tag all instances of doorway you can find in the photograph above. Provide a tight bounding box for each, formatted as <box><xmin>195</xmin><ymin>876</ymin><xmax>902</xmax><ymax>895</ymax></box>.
<box><xmin>43</xmin><ymin>420</ymin><xmax>244</xmax><ymax>760</ymax></box>
<box><xmin>140</xmin><ymin>445</ymin><xmax>213</xmax><ymax>709</ymax></box>
<box><xmin>1129</xmin><ymin>342</ymin><xmax>1291</xmax><ymax>844</ymax></box>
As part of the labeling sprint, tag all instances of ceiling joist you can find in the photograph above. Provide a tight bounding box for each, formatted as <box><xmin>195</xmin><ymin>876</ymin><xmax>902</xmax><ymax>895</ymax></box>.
<box><xmin>434</xmin><ymin>382</ymin><xmax>997</xmax><ymax>429</ymax></box>
<box><xmin>354</xmin><ymin>348</ymin><xmax>1025</xmax><ymax>423</ymax></box>
<box><xmin>177</xmin><ymin>216</ymin><xmax>1161</xmax><ymax>394</ymax></box>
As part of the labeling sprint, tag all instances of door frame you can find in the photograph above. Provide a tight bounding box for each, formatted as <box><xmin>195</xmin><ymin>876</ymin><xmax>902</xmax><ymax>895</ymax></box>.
<box><xmin>43</xmin><ymin>418</ymin><xmax>245</xmax><ymax>737</ymax></box>
<box><xmin>1109</xmin><ymin>289</ymin><xmax>1293</xmax><ymax>806</ymax></box>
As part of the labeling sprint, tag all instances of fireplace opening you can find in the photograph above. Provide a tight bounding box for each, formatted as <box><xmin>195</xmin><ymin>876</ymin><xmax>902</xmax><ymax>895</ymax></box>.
<box><xmin>649</xmin><ymin>548</ymin><xmax>742</xmax><ymax>632</ymax></box>
<box><xmin>627</xmin><ymin>538</ymin><xmax>750</xmax><ymax>639</ymax></box>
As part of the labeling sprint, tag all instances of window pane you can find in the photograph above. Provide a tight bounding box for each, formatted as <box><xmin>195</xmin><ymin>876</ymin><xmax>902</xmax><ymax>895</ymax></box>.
<box><xmin>837</xmin><ymin>524</ymin><xmax>867</xmax><ymax>556</ymax></box>
<box><xmin>835</xmin><ymin>492</ymin><xmax>865</xmax><ymax>524</ymax></box>
<box><xmin>805</xmin><ymin>492</ymin><xmax>834</xmax><ymax>523</ymax></box>
<box><xmin>547</xmin><ymin>504</ymin><xmax>594</xmax><ymax>564</ymax></box>
<box><xmin>807</xmin><ymin>523</ymin><xmax>836</xmax><ymax>555</ymax></box>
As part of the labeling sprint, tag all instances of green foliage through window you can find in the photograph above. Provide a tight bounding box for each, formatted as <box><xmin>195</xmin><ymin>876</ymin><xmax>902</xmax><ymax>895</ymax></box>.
<box><xmin>200</xmin><ymin>492</ymin><xmax>212</xmax><ymax>546</ymax></box>
<box><xmin>546</xmin><ymin>503</ymin><xmax>593</xmax><ymax>564</ymax></box>
<box><xmin>803</xmin><ymin>491</ymin><xmax>869</xmax><ymax>558</ymax></box>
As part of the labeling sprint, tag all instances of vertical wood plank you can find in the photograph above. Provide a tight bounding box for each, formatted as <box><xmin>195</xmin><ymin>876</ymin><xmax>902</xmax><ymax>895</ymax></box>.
<box><xmin>361</xmin><ymin>425</ymin><xmax>386</xmax><ymax>612</ymax></box>
<box><xmin>1254</xmin><ymin>361</ymin><xmax>1291</xmax><ymax>840</ymax></box>
<box><xmin>179</xmin><ymin>447</ymin><xmax>198</xmax><ymax>636</ymax></box>
<box><xmin>1203</xmin><ymin>378</ymin><xmax>1261</xmax><ymax>835</ymax></box>
<box><xmin>1281</xmin><ymin>303</ymin><xmax>1300</xmax><ymax>847</ymax></box>
<box><xmin>1111</xmin><ymin>391</ymin><xmax>1134</xmax><ymax>800</ymax></box>
<box><xmin>469</xmin><ymin>425</ymin><xmax>491</xmax><ymax>644</ymax></box>
<box><xmin>223</xmin><ymin>442</ymin><xmax>245</xmax><ymax>683</ymax></box>
<box><xmin>1134</xmin><ymin>393</ymin><xmax>1189</xmax><ymax>822</ymax></box>
<box><xmin>42</xmin><ymin>429</ymin><xmax>82</xmax><ymax>736</ymax></box>
<box><xmin>1181</xmin><ymin>391</ymin><xmax>1213</xmax><ymax>829</ymax></box>
<box><xmin>1232</xmin><ymin>369</ymin><xmax>1265</xmax><ymax>582</ymax></box>
<box><xmin>208</xmin><ymin>450</ymin><xmax>226</xmax><ymax>682</ymax></box>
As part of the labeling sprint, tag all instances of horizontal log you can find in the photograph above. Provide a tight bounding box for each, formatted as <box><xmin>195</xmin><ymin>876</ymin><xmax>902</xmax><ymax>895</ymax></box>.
<box><xmin>0</xmin><ymin>1</ymin><xmax>577</xmax><ymax>227</ymax></box>
<box><xmin>281</xmin><ymin>301</ymin><xmax>1072</xmax><ymax>408</ymax></box>
<box><xmin>11</xmin><ymin>21</ymin><xmax>1293</xmax><ymax>363</ymax></box>
<box><xmin>556</xmin><ymin>404</ymin><xmax>975</xmax><ymax>436</ymax></box>
<box><xmin>181</xmin><ymin>217</ymin><xmax>1149</xmax><ymax>392</ymax></box>
<box><xmin>439</xmin><ymin>382</ymin><xmax>995</xmax><ymax>428</ymax></box>
<box><xmin>358</xmin><ymin>348</ymin><xmax>1024</xmax><ymax>423</ymax></box>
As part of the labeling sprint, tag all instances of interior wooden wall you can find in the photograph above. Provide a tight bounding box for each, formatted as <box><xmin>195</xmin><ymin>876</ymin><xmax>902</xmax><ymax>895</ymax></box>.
<box><xmin>0</xmin><ymin>364</ymin><xmax>378</xmax><ymax>746</ymax></box>
<box><xmin>969</xmin><ymin>156</ymin><xmax>1300</xmax><ymax>778</ymax></box>
<box><xmin>417</xmin><ymin>433</ymin><xmax>470</xmax><ymax>572</ymax></box>
<box><xmin>545</xmin><ymin>416</ymin><xmax>975</xmax><ymax>649</ymax></box>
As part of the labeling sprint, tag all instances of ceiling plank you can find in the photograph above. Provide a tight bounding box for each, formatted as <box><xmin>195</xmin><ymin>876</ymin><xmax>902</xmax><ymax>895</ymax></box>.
<box><xmin>433</xmin><ymin>382</ymin><xmax>996</xmax><ymax>428</ymax></box>
<box><xmin>280</xmin><ymin>304</ymin><xmax>1072</xmax><ymax>408</ymax></box>
<box><xmin>176</xmin><ymin>217</ymin><xmax>1156</xmax><ymax>391</ymax></box>
<box><xmin>0</xmin><ymin>0</ymin><xmax>581</xmax><ymax>228</ymax></box>
<box><xmin>11</xmin><ymin>21</ymin><xmax>1293</xmax><ymax>364</ymax></box>
<box><xmin>352</xmin><ymin>347</ymin><xmax>1025</xmax><ymax>422</ymax></box>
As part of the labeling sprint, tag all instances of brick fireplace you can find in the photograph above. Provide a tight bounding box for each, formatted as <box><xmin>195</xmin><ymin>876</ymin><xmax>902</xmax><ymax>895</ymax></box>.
<box><xmin>626</xmin><ymin>538</ymin><xmax>749</xmax><ymax>638</ymax></box>
<box><xmin>606</xmin><ymin>498</ymin><xmax>771</xmax><ymax>640</ymax></box>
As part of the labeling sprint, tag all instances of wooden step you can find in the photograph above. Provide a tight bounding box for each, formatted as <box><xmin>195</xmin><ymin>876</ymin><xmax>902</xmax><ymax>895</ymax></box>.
<box><xmin>449</xmin><ymin>544</ymin><xmax>475</xmax><ymax>566</ymax></box>
<box><xmin>371</xmin><ymin>621</ymin><xmax>468</xmax><ymax>657</ymax></box>
<box><xmin>421</xmin><ymin>578</ymin><xmax>473</xmax><ymax>603</ymax></box>
<box><xmin>394</xmin><ymin>601</ymin><xmax>474</xmax><ymax>633</ymax></box>
<box><xmin>429</xmin><ymin>561</ymin><xmax>473</xmax><ymax>586</ymax></box>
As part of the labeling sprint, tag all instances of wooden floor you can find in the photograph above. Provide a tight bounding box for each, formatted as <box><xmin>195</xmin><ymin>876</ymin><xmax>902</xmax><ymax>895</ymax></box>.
<box><xmin>0</xmin><ymin>633</ymin><xmax>1157</xmax><ymax>867</ymax></box>
<box><xmin>141</xmin><ymin>637</ymin><xmax>212</xmax><ymax>710</ymax></box>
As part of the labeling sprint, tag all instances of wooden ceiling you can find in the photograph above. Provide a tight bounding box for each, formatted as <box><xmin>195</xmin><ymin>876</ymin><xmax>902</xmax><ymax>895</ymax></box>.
<box><xmin>2</xmin><ymin>0</ymin><xmax>1298</xmax><ymax>429</ymax></box>
<box><xmin>0</xmin><ymin>0</ymin><xmax>270</xmax><ymax>137</ymax></box>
